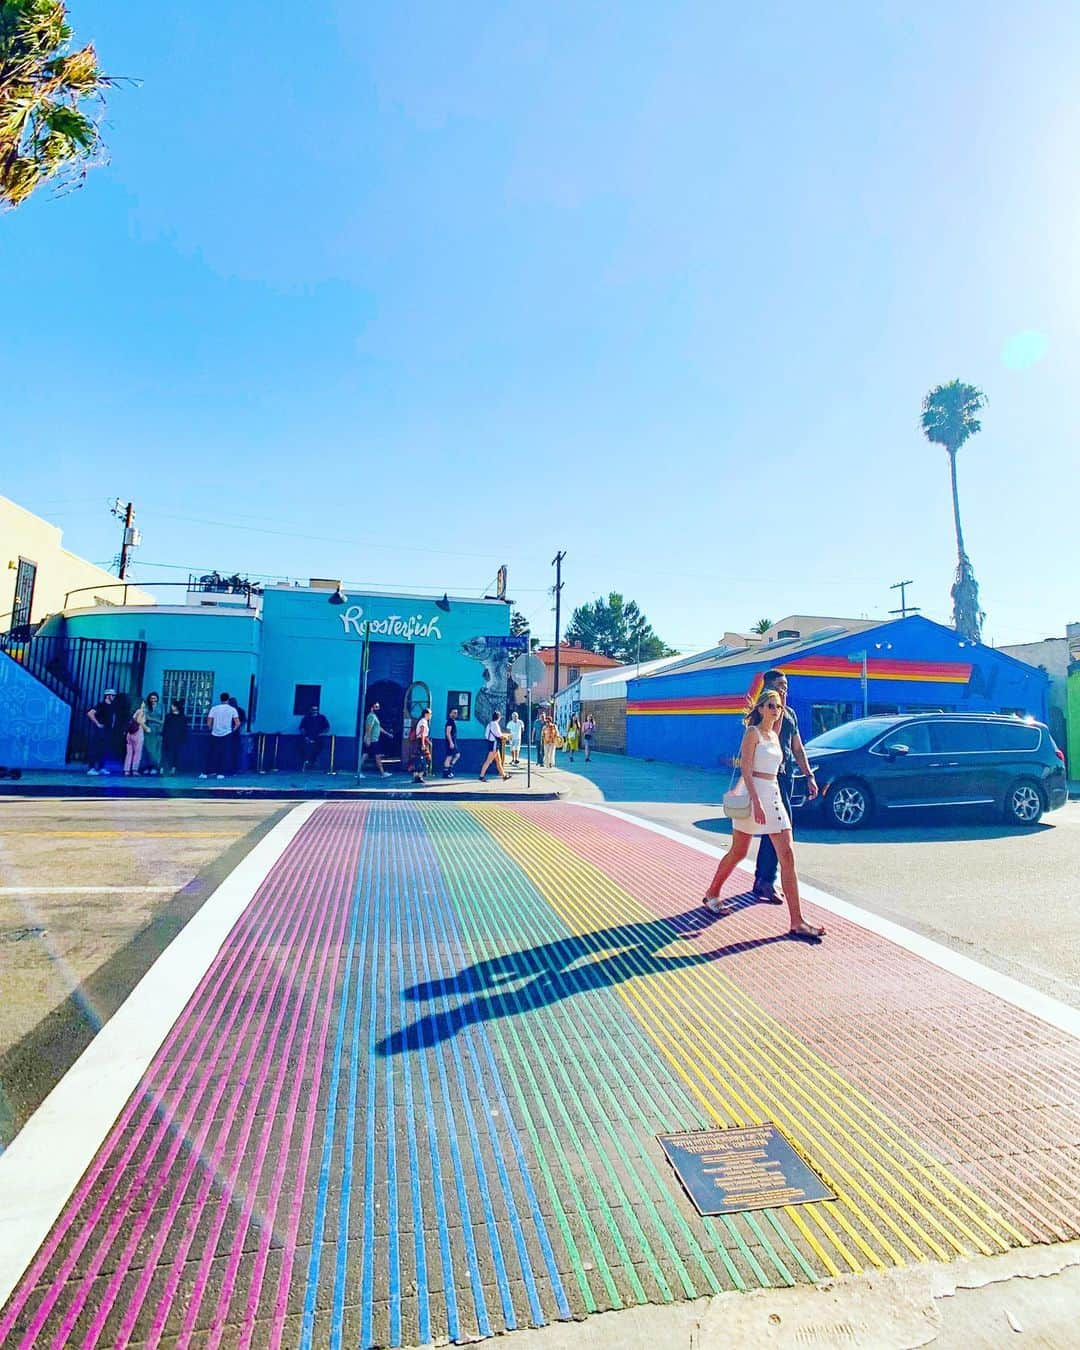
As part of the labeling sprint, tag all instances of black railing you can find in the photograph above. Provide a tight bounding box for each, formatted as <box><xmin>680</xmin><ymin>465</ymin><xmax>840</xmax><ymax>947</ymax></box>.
<box><xmin>0</xmin><ymin>633</ymin><xmax>147</xmax><ymax>761</ymax></box>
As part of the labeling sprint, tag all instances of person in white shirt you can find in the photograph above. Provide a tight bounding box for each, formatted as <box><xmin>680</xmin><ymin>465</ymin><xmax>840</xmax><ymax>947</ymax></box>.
<box><xmin>506</xmin><ymin>710</ymin><xmax>524</xmax><ymax>766</ymax></box>
<box><xmin>479</xmin><ymin>710</ymin><xmax>509</xmax><ymax>782</ymax></box>
<box><xmin>200</xmin><ymin>692</ymin><xmax>240</xmax><ymax>779</ymax></box>
<box><xmin>411</xmin><ymin>707</ymin><xmax>432</xmax><ymax>783</ymax></box>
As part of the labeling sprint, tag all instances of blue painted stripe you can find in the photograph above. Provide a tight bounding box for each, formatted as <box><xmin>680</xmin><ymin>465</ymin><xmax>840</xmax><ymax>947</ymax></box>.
<box><xmin>391</xmin><ymin>816</ymin><xmax>431</xmax><ymax>1345</ymax></box>
<box><xmin>385</xmin><ymin>804</ymin><xmax>494</xmax><ymax>1337</ymax></box>
<box><xmin>297</xmin><ymin>813</ymin><xmax>373</xmax><ymax>1348</ymax></box>
<box><xmin>408</xmin><ymin>805</ymin><xmax>571</xmax><ymax>1323</ymax></box>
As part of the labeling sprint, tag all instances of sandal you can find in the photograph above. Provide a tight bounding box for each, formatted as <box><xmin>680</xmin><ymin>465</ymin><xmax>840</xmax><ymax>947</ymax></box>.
<box><xmin>703</xmin><ymin>896</ymin><xmax>734</xmax><ymax>915</ymax></box>
<box><xmin>789</xmin><ymin>922</ymin><xmax>825</xmax><ymax>941</ymax></box>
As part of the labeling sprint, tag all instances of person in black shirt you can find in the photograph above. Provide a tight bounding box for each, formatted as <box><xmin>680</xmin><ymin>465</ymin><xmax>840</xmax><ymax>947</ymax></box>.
<box><xmin>299</xmin><ymin>705</ymin><xmax>330</xmax><ymax>770</ymax></box>
<box><xmin>752</xmin><ymin>670</ymin><xmax>818</xmax><ymax>903</ymax></box>
<box><xmin>162</xmin><ymin>700</ymin><xmax>188</xmax><ymax>775</ymax></box>
<box><xmin>86</xmin><ymin>690</ymin><xmax>117</xmax><ymax>774</ymax></box>
<box><xmin>443</xmin><ymin>708</ymin><xmax>461</xmax><ymax>778</ymax></box>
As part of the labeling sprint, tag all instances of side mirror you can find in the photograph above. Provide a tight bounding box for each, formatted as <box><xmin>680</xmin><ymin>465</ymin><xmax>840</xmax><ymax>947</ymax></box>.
<box><xmin>887</xmin><ymin>743</ymin><xmax>910</xmax><ymax>757</ymax></box>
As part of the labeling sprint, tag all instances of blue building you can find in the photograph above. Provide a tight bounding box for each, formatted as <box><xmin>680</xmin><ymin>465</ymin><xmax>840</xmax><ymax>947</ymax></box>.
<box><xmin>627</xmin><ymin>615</ymin><xmax>1051</xmax><ymax>771</ymax></box>
<box><xmin>3</xmin><ymin>582</ymin><xmax>513</xmax><ymax>770</ymax></box>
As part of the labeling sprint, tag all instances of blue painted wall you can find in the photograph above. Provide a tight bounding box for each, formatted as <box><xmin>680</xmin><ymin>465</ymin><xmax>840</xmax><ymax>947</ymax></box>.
<box><xmin>0</xmin><ymin>653</ymin><xmax>72</xmax><ymax>768</ymax></box>
<box><xmin>627</xmin><ymin>616</ymin><xmax>1050</xmax><ymax>771</ymax></box>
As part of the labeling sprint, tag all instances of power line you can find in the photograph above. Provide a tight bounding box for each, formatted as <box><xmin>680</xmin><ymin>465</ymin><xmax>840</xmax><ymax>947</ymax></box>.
<box><xmin>889</xmin><ymin>579</ymin><xmax>920</xmax><ymax>618</ymax></box>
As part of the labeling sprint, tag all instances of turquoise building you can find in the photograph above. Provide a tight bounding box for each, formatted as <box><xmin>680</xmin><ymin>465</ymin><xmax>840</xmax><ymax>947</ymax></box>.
<box><xmin>3</xmin><ymin>584</ymin><xmax>513</xmax><ymax>770</ymax></box>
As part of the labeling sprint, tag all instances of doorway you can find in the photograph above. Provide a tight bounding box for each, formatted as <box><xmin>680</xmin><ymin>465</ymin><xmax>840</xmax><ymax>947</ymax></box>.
<box><xmin>357</xmin><ymin>642</ymin><xmax>414</xmax><ymax>763</ymax></box>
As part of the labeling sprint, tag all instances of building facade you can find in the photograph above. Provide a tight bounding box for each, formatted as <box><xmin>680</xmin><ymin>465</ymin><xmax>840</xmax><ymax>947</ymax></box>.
<box><xmin>534</xmin><ymin>641</ymin><xmax>622</xmax><ymax>699</ymax></box>
<box><xmin>627</xmin><ymin>615</ymin><xmax>1050</xmax><ymax>771</ymax></box>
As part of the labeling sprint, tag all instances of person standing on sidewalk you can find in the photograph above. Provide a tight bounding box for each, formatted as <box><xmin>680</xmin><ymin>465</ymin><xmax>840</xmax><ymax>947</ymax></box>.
<box><xmin>702</xmin><ymin>688</ymin><xmax>824</xmax><ymax>940</ymax></box>
<box><xmin>201</xmin><ymin>693</ymin><xmax>239</xmax><ymax>779</ymax></box>
<box><xmin>750</xmin><ymin>669</ymin><xmax>818</xmax><ymax>904</ymax></box>
<box><xmin>362</xmin><ymin>701</ymin><xmax>392</xmax><ymax>777</ymax></box>
<box><xmin>506</xmin><ymin>710</ymin><xmax>524</xmax><ymax>766</ymax></box>
<box><xmin>142</xmin><ymin>692</ymin><xmax>164</xmax><ymax>774</ymax></box>
<box><xmin>582</xmin><ymin>713</ymin><xmax>596</xmax><ymax>762</ymax></box>
<box><xmin>542</xmin><ymin>714</ymin><xmax>559</xmax><ymax>768</ymax></box>
<box><xmin>123</xmin><ymin>699</ymin><xmax>147</xmax><ymax>776</ymax></box>
<box><xmin>479</xmin><ymin>710</ymin><xmax>510</xmax><ymax>781</ymax></box>
<box><xmin>86</xmin><ymin>690</ymin><xmax>117</xmax><ymax>775</ymax></box>
<box><xmin>443</xmin><ymin>708</ymin><xmax>461</xmax><ymax>778</ymax></box>
<box><xmin>565</xmin><ymin>713</ymin><xmax>582</xmax><ymax>762</ymax></box>
<box><xmin>411</xmin><ymin>707</ymin><xmax>432</xmax><ymax>783</ymax></box>
<box><xmin>162</xmin><ymin>699</ymin><xmax>188</xmax><ymax>775</ymax></box>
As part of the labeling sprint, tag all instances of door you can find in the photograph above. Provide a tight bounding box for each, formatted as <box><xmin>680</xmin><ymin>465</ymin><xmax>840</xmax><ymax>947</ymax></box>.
<box><xmin>357</xmin><ymin>642</ymin><xmax>414</xmax><ymax>762</ymax></box>
<box><xmin>926</xmin><ymin>721</ymin><xmax>994</xmax><ymax>805</ymax></box>
<box><xmin>869</xmin><ymin>721</ymin><xmax>937</xmax><ymax>809</ymax></box>
<box><xmin>10</xmin><ymin>558</ymin><xmax>37</xmax><ymax>636</ymax></box>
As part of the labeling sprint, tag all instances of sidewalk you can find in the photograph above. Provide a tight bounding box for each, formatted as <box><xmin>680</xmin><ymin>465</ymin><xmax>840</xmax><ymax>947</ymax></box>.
<box><xmin>2</xmin><ymin>798</ymin><xmax>1078</xmax><ymax>1347</ymax></box>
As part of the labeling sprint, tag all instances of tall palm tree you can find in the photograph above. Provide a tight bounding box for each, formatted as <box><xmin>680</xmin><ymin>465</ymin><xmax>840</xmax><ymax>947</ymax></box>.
<box><xmin>752</xmin><ymin>618</ymin><xmax>773</xmax><ymax>635</ymax></box>
<box><xmin>1</xmin><ymin>0</ymin><xmax>114</xmax><ymax>208</ymax></box>
<box><xmin>920</xmin><ymin>380</ymin><xmax>987</xmax><ymax>643</ymax></box>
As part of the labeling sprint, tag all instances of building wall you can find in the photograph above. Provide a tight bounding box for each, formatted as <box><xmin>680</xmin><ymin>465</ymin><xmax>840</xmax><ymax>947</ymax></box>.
<box><xmin>582</xmin><ymin>697</ymin><xmax>626</xmax><ymax>752</ymax></box>
<box><xmin>628</xmin><ymin>616</ymin><xmax>1050</xmax><ymax>771</ymax></box>
<box><xmin>0</xmin><ymin>496</ymin><xmax>154</xmax><ymax>628</ymax></box>
<box><xmin>0</xmin><ymin>652</ymin><xmax>71</xmax><ymax>768</ymax></box>
<box><xmin>999</xmin><ymin>637</ymin><xmax>1070</xmax><ymax>768</ymax></box>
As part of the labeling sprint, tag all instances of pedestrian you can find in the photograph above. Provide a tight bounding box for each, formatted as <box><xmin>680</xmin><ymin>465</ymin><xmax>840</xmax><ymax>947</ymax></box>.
<box><xmin>200</xmin><ymin>692</ymin><xmax>239</xmax><ymax>780</ymax></box>
<box><xmin>411</xmin><ymin>706</ymin><xmax>432</xmax><ymax>783</ymax></box>
<box><xmin>361</xmin><ymin>701</ymin><xmax>392</xmax><ymax>777</ymax></box>
<box><xmin>85</xmin><ymin>689</ymin><xmax>117</xmax><ymax>775</ymax></box>
<box><xmin>531</xmin><ymin>712</ymin><xmax>545</xmax><ymax>764</ymax></box>
<box><xmin>162</xmin><ymin>699</ymin><xmax>187</xmax><ymax>775</ymax></box>
<box><xmin>701</xmin><ymin>687</ymin><xmax>825</xmax><ymax>941</ymax></box>
<box><xmin>565</xmin><ymin>713</ymin><xmax>582</xmax><ymax>762</ymax></box>
<box><xmin>582</xmin><ymin>713</ymin><xmax>596</xmax><ymax>762</ymax></box>
<box><xmin>542</xmin><ymin>714</ymin><xmax>559</xmax><ymax>768</ymax></box>
<box><xmin>479</xmin><ymin>709</ymin><xmax>509</xmax><ymax>781</ymax></box>
<box><xmin>507</xmin><ymin>710</ymin><xmax>524</xmax><ymax>766</ymax></box>
<box><xmin>228</xmin><ymin>697</ymin><xmax>247</xmax><ymax>775</ymax></box>
<box><xmin>123</xmin><ymin>699</ymin><xmax>147</xmax><ymax>776</ymax></box>
<box><xmin>299</xmin><ymin>704</ymin><xmax>330</xmax><ymax>770</ymax></box>
<box><xmin>749</xmin><ymin>669</ymin><xmax>819</xmax><ymax>905</ymax></box>
<box><xmin>443</xmin><ymin>707</ymin><xmax>462</xmax><ymax>778</ymax></box>
<box><xmin>142</xmin><ymin>692</ymin><xmax>164</xmax><ymax>774</ymax></box>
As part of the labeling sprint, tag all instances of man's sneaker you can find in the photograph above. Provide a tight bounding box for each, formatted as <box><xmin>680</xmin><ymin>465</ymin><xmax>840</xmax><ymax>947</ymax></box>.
<box><xmin>100</xmin><ymin>768</ymin><xmax>111</xmax><ymax>776</ymax></box>
<box><xmin>198</xmin><ymin>772</ymin><xmax>208</xmax><ymax>779</ymax></box>
<box><xmin>216</xmin><ymin>774</ymin><xmax>225</xmax><ymax>780</ymax></box>
<box><xmin>87</xmin><ymin>767</ymin><xmax>98</xmax><ymax>775</ymax></box>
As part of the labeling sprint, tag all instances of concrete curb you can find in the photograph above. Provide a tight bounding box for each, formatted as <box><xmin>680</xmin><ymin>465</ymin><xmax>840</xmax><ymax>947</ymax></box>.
<box><xmin>0</xmin><ymin>783</ymin><xmax>560</xmax><ymax>802</ymax></box>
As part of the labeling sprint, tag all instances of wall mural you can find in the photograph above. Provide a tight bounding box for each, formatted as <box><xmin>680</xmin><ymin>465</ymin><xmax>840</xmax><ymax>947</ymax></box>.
<box><xmin>460</xmin><ymin>637</ymin><xmax>516</xmax><ymax>726</ymax></box>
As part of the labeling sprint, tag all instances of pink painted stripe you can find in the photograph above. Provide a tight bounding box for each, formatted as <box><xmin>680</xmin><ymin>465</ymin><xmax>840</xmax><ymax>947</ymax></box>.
<box><xmin>235</xmin><ymin>814</ymin><xmax>362</xmax><ymax>1350</ymax></box>
<box><xmin>1</xmin><ymin>812</ymin><xmax>324</xmax><ymax>1345</ymax></box>
<box><xmin>183</xmin><ymin>805</ymin><xmax>360</xmax><ymax>1348</ymax></box>
<box><xmin>39</xmin><ymin>812</ymin><xmax>340</xmax><ymax>1348</ymax></box>
<box><xmin>97</xmin><ymin>807</ymin><xmax>364</xmax><ymax>1347</ymax></box>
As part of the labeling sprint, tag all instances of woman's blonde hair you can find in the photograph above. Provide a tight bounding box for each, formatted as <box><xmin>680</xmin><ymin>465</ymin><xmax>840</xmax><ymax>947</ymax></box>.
<box><xmin>745</xmin><ymin>686</ymin><xmax>783</xmax><ymax>728</ymax></box>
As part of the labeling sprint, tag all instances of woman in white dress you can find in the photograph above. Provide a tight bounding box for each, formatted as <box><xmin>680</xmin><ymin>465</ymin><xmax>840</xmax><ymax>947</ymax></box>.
<box><xmin>702</xmin><ymin>688</ymin><xmax>825</xmax><ymax>941</ymax></box>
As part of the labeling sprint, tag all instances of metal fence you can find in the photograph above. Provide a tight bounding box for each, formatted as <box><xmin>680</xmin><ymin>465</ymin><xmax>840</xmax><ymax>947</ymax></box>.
<box><xmin>0</xmin><ymin>633</ymin><xmax>147</xmax><ymax>762</ymax></box>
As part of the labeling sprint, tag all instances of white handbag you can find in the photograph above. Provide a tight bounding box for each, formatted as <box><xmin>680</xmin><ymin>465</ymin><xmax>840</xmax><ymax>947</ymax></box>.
<box><xmin>722</xmin><ymin>766</ymin><xmax>751</xmax><ymax>819</ymax></box>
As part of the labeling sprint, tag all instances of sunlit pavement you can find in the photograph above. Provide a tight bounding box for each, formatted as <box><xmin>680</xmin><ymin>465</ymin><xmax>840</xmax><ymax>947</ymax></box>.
<box><xmin>2</xmin><ymin>800</ymin><xmax>1079</xmax><ymax>1347</ymax></box>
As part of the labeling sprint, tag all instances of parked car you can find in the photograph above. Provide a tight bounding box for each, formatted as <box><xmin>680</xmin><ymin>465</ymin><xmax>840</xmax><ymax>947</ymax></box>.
<box><xmin>790</xmin><ymin>713</ymin><xmax>1068</xmax><ymax>829</ymax></box>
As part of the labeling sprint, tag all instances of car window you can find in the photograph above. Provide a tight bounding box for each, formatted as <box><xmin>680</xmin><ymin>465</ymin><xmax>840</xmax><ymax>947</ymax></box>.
<box><xmin>929</xmin><ymin>722</ymin><xmax>991</xmax><ymax>753</ymax></box>
<box><xmin>987</xmin><ymin>722</ymin><xmax>1040</xmax><ymax>751</ymax></box>
<box><xmin>879</xmin><ymin>723</ymin><xmax>932</xmax><ymax>755</ymax></box>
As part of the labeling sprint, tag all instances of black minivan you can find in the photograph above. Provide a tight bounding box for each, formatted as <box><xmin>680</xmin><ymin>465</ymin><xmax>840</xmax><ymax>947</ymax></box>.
<box><xmin>790</xmin><ymin>713</ymin><xmax>1068</xmax><ymax>829</ymax></box>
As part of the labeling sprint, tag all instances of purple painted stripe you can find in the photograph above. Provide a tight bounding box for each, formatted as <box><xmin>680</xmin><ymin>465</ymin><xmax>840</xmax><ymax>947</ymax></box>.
<box><xmin>115</xmin><ymin>806</ymin><xmax>366</xmax><ymax>1347</ymax></box>
<box><xmin>48</xmin><ymin>810</ymin><xmax>344</xmax><ymax>1348</ymax></box>
<box><xmin>2</xmin><ymin>811</ymin><xmax>326</xmax><ymax>1346</ymax></box>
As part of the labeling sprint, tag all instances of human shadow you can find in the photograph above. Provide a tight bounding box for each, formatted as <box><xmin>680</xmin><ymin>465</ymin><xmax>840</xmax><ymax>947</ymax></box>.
<box><xmin>378</xmin><ymin>895</ymin><xmax>788</xmax><ymax>1057</ymax></box>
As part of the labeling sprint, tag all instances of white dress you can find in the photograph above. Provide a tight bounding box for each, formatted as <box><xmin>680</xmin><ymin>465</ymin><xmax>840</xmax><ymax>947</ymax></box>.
<box><xmin>731</xmin><ymin>731</ymin><xmax>791</xmax><ymax>836</ymax></box>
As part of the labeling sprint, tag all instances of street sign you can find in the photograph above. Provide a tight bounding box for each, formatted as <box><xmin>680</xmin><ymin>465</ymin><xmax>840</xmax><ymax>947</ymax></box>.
<box><xmin>483</xmin><ymin>635</ymin><xmax>529</xmax><ymax>652</ymax></box>
<box><xmin>511</xmin><ymin>653</ymin><xmax>545</xmax><ymax>690</ymax></box>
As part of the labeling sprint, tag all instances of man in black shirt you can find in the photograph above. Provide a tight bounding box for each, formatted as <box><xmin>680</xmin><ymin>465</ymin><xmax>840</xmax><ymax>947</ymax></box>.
<box><xmin>299</xmin><ymin>704</ymin><xmax>330</xmax><ymax>770</ymax></box>
<box><xmin>86</xmin><ymin>689</ymin><xmax>117</xmax><ymax>775</ymax></box>
<box><xmin>443</xmin><ymin>708</ymin><xmax>461</xmax><ymax>778</ymax></box>
<box><xmin>752</xmin><ymin>670</ymin><xmax>818</xmax><ymax>902</ymax></box>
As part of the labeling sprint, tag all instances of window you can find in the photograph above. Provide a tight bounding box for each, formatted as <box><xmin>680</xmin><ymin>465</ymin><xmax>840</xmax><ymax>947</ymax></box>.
<box><xmin>567</xmin><ymin>666</ymin><xmax>580</xmax><ymax>684</ymax></box>
<box><xmin>776</xmin><ymin>629</ymin><xmax>800</xmax><ymax>640</ymax></box>
<box><xmin>293</xmin><ymin>683</ymin><xmax>321</xmax><ymax>716</ymax></box>
<box><xmin>811</xmin><ymin>702</ymin><xmax>858</xmax><ymax>736</ymax></box>
<box><xmin>879</xmin><ymin>723</ymin><xmax>932</xmax><ymax>755</ymax></box>
<box><xmin>929</xmin><ymin>722</ymin><xmax>991</xmax><ymax>753</ymax></box>
<box><xmin>987</xmin><ymin>722</ymin><xmax>1040</xmax><ymax>751</ymax></box>
<box><xmin>162</xmin><ymin>669</ymin><xmax>214</xmax><ymax>730</ymax></box>
<box><xmin>807</xmin><ymin>718</ymin><xmax>890</xmax><ymax>751</ymax></box>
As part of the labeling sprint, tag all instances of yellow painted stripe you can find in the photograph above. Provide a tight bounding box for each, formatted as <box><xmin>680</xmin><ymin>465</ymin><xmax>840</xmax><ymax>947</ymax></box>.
<box><xmin>470</xmin><ymin>805</ymin><xmax>1023</xmax><ymax>1276</ymax></box>
<box><xmin>0</xmin><ymin>830</ymin><xmax>242</xmax><ymax>839</ymax></box>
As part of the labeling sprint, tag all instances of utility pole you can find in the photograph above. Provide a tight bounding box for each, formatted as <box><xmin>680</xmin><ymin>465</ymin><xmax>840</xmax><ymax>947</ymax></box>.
<box><xmin>889</xmin><ymin>579</ymin><xmax>919</xmax><ymax>619</ymax></box>
<box><xmin>551</xmin><ymin>550</ymin><xmax>566</xmax><ymax>697</ymax></box>
<box><xmin>111</xmin><ymin>499</ymin><xmax>139</xmax><ymax>580</ymax></box>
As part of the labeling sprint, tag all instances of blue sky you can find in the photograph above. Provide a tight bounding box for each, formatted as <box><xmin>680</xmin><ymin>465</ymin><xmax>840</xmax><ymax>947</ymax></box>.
<box><xmin>3</xmin><ymin>1</ymin><xmax>1078</xmax><ymax>650</ymax></box>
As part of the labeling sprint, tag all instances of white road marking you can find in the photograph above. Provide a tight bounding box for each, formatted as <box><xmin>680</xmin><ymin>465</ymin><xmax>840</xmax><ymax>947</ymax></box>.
<box><xmin>571</xmin><ymin>801</ymin><xmax>1080</xmax><ymax>1042</ymax></box>
<box><xmin>0</xmin><ymin>886</ymin><xmax>179</xmax><ymax>895</ymax></box>
<box><xmin>0</xmin><ymin>801</ymin><xmax>323</xmax><ymax>1311</ymax></box>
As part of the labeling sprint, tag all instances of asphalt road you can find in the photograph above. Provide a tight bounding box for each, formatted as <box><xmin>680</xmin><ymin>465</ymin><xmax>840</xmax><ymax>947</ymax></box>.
<box><xmin>609</xmin><ymin>798</ymin><xmax>1080</xmax><ymax>1011</ymax></box>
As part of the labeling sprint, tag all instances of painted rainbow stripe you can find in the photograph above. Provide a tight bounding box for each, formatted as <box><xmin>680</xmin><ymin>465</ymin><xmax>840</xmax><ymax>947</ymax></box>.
<box><xmin>628</xmin><ymin>657</ymin><xmax>974</xmax><ymax>714</ymax></box>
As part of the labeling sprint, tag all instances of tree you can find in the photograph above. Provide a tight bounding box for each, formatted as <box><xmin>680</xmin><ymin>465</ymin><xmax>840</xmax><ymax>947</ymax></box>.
<box><xmin>920</xmin><ymin>380</ymin><xmax>987</xmax><ymax>643</ymax></box>
<box><xmin>752</xmin><ymin>617</ymin><xmax>773</xmax><ymax>635</ymax></box>
<box><xmin>509</xmin><ymin>608</ymin><xmax>530</xmax><ymax>637</ymax></box>
<box><xmin>1</xmin><ymin>1</ymin><xmax>116</xmax><ymax>209</ymax></box>
<box><xmin>565</xmin><ymin>592</ymin><xmax>676</xmax><ymax>664</ymax></box>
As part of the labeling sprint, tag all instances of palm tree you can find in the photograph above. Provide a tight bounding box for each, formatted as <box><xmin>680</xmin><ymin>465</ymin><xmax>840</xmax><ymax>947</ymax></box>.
<box><xmin>1</xmin><ymin>1</ymin><xmax>115</xmax><ymax>208</ymax></box>
<box><xmin>920</xmin><ymin>380</ymin><xmax>987</xmax><ymax>643</ymax></box>
<box><xmin>752</xmin><ymin>618</ymin><xmax>773</xmax><ymax>635</ymax></box>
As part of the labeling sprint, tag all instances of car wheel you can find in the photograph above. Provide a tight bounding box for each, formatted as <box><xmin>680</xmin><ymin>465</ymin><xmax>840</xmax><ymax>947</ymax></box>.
<box><xmin>1003</xmin><ymin>779</ymin><xmax>1044</xmax><ymax>826</ymax></box>
<box><xmin>827</xmin><ymin>778</ymin><xmax>873</xmax><ymax>829</ymax></box>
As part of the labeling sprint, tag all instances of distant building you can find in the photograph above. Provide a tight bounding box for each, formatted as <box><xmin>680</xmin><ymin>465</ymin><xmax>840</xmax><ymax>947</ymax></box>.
<box><xmin>553</xmin><ymin>649</ymin><xmax>714</xmax><ymax>752</ymax></box>
<box><xmin>998</xmin><ymin>636</ymin><xmax>1070</xmax><ymax>768</ymax></box>
<box><xmin>534</xmin><ymin>641</ymin><xmax>621</xmax><ymax>699</ymax></box>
